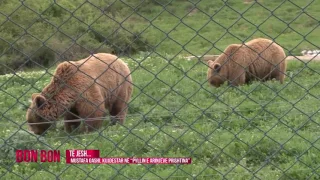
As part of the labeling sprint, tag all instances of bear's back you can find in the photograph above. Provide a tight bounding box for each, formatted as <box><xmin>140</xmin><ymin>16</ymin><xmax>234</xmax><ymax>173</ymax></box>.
<box><xmin>71</xmin><ymin>53</ymin><xmax>126</xmax><ymax>78</ymax></box>
<box><xmin>243</xmin><ymin>38</ymin><xmax>286</xmax><ymax>80</ymax></box>
<box><xmin>50</xmin><ymin>53</ymin><xmax>131</xmax><ymax>95</ymax></box>
<box><xmin>74</xmin><ymin>53</ymin><xmax>130</xmax><ymax>86</ymax></box>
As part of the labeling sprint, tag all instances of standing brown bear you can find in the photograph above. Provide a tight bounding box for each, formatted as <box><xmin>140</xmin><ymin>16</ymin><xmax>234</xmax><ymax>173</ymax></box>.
<box><xmin>207</xmin><ymin>38</ymin><xmax>287</xmax><ymax>87</ymax></box>
<box><xmin>26</xmin><ymin>53</ymin><xmax>133</xmax><ymax>135</ymax></box>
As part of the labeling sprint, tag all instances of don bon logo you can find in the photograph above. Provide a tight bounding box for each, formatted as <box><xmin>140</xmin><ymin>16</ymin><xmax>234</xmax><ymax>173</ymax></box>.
<box><xmin>16</xmin><ymin>150</ymin><xmax>60</xmax><ymax>163</ymax></box>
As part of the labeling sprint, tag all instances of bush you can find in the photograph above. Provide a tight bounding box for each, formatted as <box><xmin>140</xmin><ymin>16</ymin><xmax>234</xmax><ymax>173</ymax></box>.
<box><xmin>0</xmin><ymin>0</ymin><xmax>152</xmax><ymax>75</ymax></box>
<box><xmin>26</xmin><ymin>46</ymin><xmax>56</xmax><ymax>68</ymax></box>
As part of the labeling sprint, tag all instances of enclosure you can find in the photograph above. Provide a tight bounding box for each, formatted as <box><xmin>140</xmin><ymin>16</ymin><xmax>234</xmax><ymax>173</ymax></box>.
<box><xmin>0</xmin><ymin>0</ymin><xmax>320</xmax><ymax>179</ymax></box>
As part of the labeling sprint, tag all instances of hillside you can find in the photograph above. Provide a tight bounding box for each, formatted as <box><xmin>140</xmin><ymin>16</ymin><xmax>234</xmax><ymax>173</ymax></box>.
<box><xmin>0</xmin><ymin>0</ymin><xmax>319</xmax><ymax>73</ymax></box>
<box><xmin>1</xmin><ymin>0</ymin><xmax>320</xmax><ymax>179</ymax></box>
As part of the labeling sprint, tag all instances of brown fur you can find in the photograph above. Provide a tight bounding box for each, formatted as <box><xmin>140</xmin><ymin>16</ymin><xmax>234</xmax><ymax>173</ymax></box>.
<box><xmin>26</xmin><ymin>53</ymin><xmax>133</xmax><ymax>135</ymax></box>
<box><xmin>207</xmin><ymin>38</ymin><xmax>287</xmax><ymax>87</ymax></box>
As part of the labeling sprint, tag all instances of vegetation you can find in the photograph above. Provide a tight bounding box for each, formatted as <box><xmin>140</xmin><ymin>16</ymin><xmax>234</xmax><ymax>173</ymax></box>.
<box><xmin>0</xmin><ymin>0</ymin><xmax>319</xmax><ymax>74</ymax></box>
<box><xmin>0</xmin><ymin>0</ymin><xmax>320</xmax><ymax>179</ymax></box>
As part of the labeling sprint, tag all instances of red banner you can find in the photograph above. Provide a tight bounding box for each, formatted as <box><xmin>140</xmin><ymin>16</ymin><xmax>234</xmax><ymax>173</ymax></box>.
<box><xmin>66</xmin><ymin>150</ymin><xmax>100</xmax><ymax>163</ymax></box>
<box><xmin>66</xmin><ymin>150</ymin><xmax>191</xmax><ymax>164</ymax></box>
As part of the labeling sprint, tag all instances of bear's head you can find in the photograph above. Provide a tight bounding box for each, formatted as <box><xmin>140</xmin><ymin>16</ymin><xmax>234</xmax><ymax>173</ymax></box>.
<box><xmin>207</xmin><ymin>44</ymin><xmax>241</xmax><ymax>87</ymax></box>
<box><xmin>26</xmin><ymin>93</ymin><xmax>53</xmax><ymax>135</ymax></box>
<box><xmin>207</xmin><ymin>60</ymin><xmax>227</xmax><ymax>87</ymax></box>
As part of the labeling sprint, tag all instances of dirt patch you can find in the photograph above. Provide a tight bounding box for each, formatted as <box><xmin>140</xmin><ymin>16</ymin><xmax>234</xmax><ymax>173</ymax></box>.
<box><xmin>186</xmin><ymin>5</ymin><xmax>198</xmax><ymax>16</ymax></box>
<box><xmin>184</xmin><ymin>54</ymin><xmax>320</xmax><ymax>62</ymax></box>
<box><xmin>243</xmin><ymin>0</ymin><xmax>263</xmax><ymax>4</ymax></box>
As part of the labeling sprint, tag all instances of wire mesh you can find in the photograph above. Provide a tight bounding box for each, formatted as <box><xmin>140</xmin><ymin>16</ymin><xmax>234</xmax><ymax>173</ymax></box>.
<box><xmin>0</xmin><ymin>0</ymin><xmax>320</xmax><ymax>179</ymax></box>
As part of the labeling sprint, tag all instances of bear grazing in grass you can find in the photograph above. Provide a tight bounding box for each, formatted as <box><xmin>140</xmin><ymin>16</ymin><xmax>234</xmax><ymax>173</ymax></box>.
<box><xmin>26</xmin><ymin>53</ymin><xmax>133</xmax><ymax>135</ymax></box>
<box><xmin>207</xmin><ymin>38</ymin><xmax>287</xmax><ymax>87</ymax></box>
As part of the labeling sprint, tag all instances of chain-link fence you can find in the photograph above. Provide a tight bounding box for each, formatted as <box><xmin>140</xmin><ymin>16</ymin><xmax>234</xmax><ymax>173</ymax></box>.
<box><xmin>0</xmin><ymin>0</ymin><xmax>320</xmax><ymax>179</ymax></box>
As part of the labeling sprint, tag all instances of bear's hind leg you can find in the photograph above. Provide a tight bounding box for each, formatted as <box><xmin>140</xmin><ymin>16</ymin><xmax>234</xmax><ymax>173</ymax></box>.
<box><xmin>272</xmin><ymin>63</ymin><xmax>286</xmax><ymax>84</ymax></box>
<box><xmin>271</xmin><ymin>55</ymin><xmax>286</xmax><ymax>84</ymax></box>
<box><xmin>278</xmin><ymin>61</ymin><xmax>286</xmax><ymax>83</ymax></box>
<box><xmin>110</xmin><ymin>97</ymin><xmax>130</xmax><ymax>125</ymax></box>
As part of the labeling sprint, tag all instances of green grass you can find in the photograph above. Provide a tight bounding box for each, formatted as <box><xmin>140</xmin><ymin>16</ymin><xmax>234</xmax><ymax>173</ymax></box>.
<box><xmin>1</xmin><ymin>56</ymin><xmax>320</xmax><ymax>179</ymax></box>
<box><xmin>0</xmin><ymin>0</ymin><xmax>319</xmax><ymax>74</ymax></box>
<box><xmin>1</xmin><ymin>0</ymin><xmax>320</xmax><ymax>179</ymax></box>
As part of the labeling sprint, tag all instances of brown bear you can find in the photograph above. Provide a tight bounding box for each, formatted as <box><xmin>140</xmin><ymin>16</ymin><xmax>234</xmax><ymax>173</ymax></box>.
<box><xmin>26</xmin><ymin>53</ymin><xmax>133</xmax><ymax>135</ymax></box>
<box><xmin>207</xmin><ymin>38</ymin><xmax>287</xmax><ymax>87</ymax></box>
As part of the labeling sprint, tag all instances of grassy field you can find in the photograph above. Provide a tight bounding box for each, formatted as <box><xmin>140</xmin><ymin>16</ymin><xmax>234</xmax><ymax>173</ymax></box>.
<box><xmin>0</xmin><ymin>0</ymin><xmax>320</xmax><ymax>179</ymax></box>
<box><xmin>1</xmin><ymin>56</ymin><xmax>320</xmax><ymax>179</ymax></box>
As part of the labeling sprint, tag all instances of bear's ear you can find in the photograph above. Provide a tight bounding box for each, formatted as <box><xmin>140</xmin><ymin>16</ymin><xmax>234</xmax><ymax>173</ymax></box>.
<box><xmin>31</xmin><ymin>93</ymin><xmax>40</xmax><ymax>101</ymax></box>
<box><xmin>33</xmin><ymin>94</ymin><xmax>46</xmax><ymax>109</ymax></box>
<box><xmin>212</xmin><ymin>63</ymin><xmax>221</xmax><ymax>72</ymax></box>
<box><xmin>208</xmin><ymin>61</ymin><xmax>221</xmax><ymax>73</ymax></box>
<box><xmin>208</xmin><ymin>60</ymin><xmax>215</xmax><ymax>67</ymax></box>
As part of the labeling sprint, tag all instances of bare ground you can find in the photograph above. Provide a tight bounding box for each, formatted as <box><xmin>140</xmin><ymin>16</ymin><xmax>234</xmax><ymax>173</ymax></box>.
<box><xmin>185</xmin><ymin>55</ymin><xmax>320</xmax><ymax>62</ymax></box>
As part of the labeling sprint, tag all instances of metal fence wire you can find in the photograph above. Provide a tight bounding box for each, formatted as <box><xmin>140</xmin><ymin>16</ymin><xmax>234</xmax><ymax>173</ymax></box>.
<box><xmin>0</xmin><ymin>0</ymin><xmax>320</xmax><ymax>179</ymax></box>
